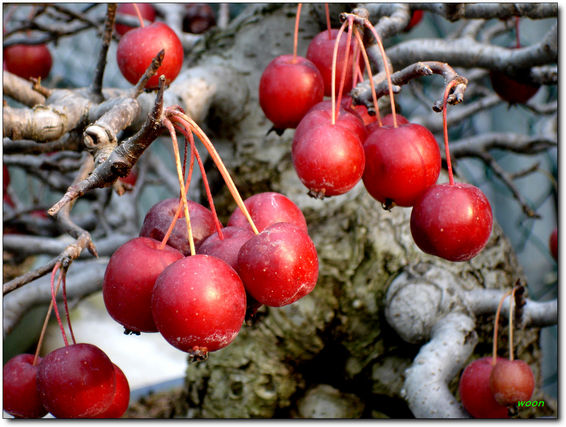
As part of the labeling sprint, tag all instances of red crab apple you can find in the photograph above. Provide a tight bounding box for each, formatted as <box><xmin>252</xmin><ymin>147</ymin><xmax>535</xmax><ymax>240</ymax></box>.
<box><xmin>3</xmin><ymin>354</ymin><xmax>47</xmax><ymax>418</ymax></box>
<box><xmin>366</xmin><ymin>113</ymin><xmax>410</xmax><ymax>134</ymax></box>
<box><xmin>227</xmin><ymin>191</ymin><xmax>308</xmax><ymax>233</ymax></box>
<box><xmin>152</xmin><ymin>255</ymin><xmax>246</xmax><ymax>355</ymax></box>
<box><xmin>197</xmin><ymin>226</ymin><xmax>255</xmax><ymax>269</ymax></box>
<box><xmin>103</xmin><ymin>237</ymin><xmax>184</xmax><ymax>333</ymax></box>
<box><xmin>549</xmin><ymin>228</ymin><xmax>558</xmax><ymax>261</ymax></box>
<box><xmin>306</xmin><ymin>28</ymin><xmax>360</xmax><ymax>96</ymax></box>
<box><xmin>489</xmin><ymin>359</ymin><xmax>535</xmax><ymax>406</ymax></box>
<box><xmin>259</xmin><ymin>54</ymin><xmax>324</xmax><ymax>130</ymax></box>
<box><xmin>183</xmin><ymin>3</ymin><xmax>216</xmax><ymax>34</ymax></box>
<box><xmin>116</xmin><ymin>22</ymin><xmax>183</xmax><ymax>89</ymax></box>
<box><xmin>410</xmin><ymin>182</ymin><xmax>493</xmax><ymax>261</ymax></box>
<box><xmin>4</xmin><ymin>43</ymin><xmax>52</xmax><ymax>80</ymax></box>
<box><xmin>298</xmin><ymin>100</ymin><xmax>367</xmax><ymax>144</ymax></box>
<box><xmin>37</xmin><ymin>343</ymin><xmax>116</xmax><ymax>418</ymax></box>
<box><xmin>292</xmin><ymin>103</ymin><xmax>366</xmax><ymax>197</ymax></box>
<box><xmin>115</xmin><ymin>3</ymin><xmax>156</xmax><ymax>35</ymax></box>
<box><xmin>489</xmin><ymin>63</ymin><xmax>540</xmax><ymax>105</ymax></box>
<box><xmin>139</xmin><ymin>198</ymin><xmax>216</xmax><ymax>255</ymax></box>
<box><xmin>94</xmin><ymin>364</ymin><xmax>130</xmax><ymax>418</ymax></box>
<box><xmin>362</xmin><ymin>123</ymin><xmax>440</xmax><ymax>207</ymax></box>
<box><xmin>405</xmin><ymin>10</ymin><xmax>424</xmax><ymax>31</ymax></box>
<box><xmin>237</xmin><ymin>222</ymin><xmax>318</xmax><ymax>307</ymax></box>
<box><xmin>459</xmin><ymin>356</ymin><xmax>509</xmax><ymax>418</ymax></box>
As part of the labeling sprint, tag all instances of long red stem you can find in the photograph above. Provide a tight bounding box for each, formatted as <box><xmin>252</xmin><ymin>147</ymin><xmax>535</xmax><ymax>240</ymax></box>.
<box><xmin>33</xmin><ymin>263</ymin><xmax>64</xmax><ymax>365</ymax></box>
<box><xmin>353</xmin><ymin>28</ymin><xmax>382</xmax><ymax>127</ymax></box>
<box><xmin>61</xmin><ymin>272</ymin><xmax>76</xmax><ymax>345</ymax></box>
<box><xmin>515</xmin><ymin>17</ymin><xmax>521</xmax><ymax>49</ymax></box>
<box><xmin>293</xmin><ymin>3</ymin><xmax>302</xmax><ymax>61</ymax></box>
<box><xmin>164</xmin><ymin>118</ymin><xmax>196</xmax><ymax>256</ymax></box>
<box><xmin>174</xmin><ymin>121</ymin><xmax>224</xmax><ymax>239</ymax></box>
<box><xmin>325</xmin><ymin>3</ymin><xmax>332</xmax><ymax>39</ymax></box>
<box><xmin>492</xmin><ymin>288</ymin><xmax>513</xmax><ymax>366</ymax></box>
<box><xmin>331</xmin><ymin>19</ymin><xmax>348</xmax><ymax>125</ymax></box>
<box><xmin>442</xmin><ymin>80</ymin><xmax>459</xmax><ymax>186</ymax></box>
<box><xmin>509</xmin><ymin>286</ymin><xmax>518</xmax><ymax>361</ymax></box>
<box><xmin>336</xmin><ymin>17</ymin><xmax>353</xmax><ymax>118</ymax></box>
<box><xmin>132</xmin><ymin>3</ymin><xmax>145</xmax><ymax>28</ymax></box>
<box><xmin>50</xmin><ymin>263</ymin><xmax>69</xmax><ymax>347</ymax></box>
<box><xmin>159</xmin><ymin>137</ymin><xmax>195</xmax><ymax>251</ymax></box>
<box><xmin>167</xmin><ymin>109</ymin><xmax>259</xmax><ymax>234</ymax></box>
<box><xmin>363</xmin><ymin>21</ymin><xmax>397</xmax><ymax>127</ymax></box>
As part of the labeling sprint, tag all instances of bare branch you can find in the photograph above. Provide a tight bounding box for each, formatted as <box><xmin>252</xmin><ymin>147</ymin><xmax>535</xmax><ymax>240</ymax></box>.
<box><xmin>3</xmin><ymin>72</ymin><xmax>46</xmax><ymax>107</ymax></box>
<box><xmin>386</xmin><ymin>23</ymin><xmax>557</xmax><ymax>72</ymax></box>
<box><xmin>464</xmin><ymin>289</ymin><xmax>557</xmax><ymax>328</ymax></box>
<box><xmin>48</xmin><ymin>77</ymin><xmax>167</xmax><ymax>216</ymax></box>
<box><xmin>133</xmin><ymin>49</ymin><xmax>165</xmax><ymax>98</ymax></box>
<box><xmin>90</xmin><ymin>3</ymin><xmax>117</xmax><ymax>102</ymax></box>
<box><xmin>419</xmin><ymin>3</ymin><xmax>557</xmax><ymax>21</ymax></box>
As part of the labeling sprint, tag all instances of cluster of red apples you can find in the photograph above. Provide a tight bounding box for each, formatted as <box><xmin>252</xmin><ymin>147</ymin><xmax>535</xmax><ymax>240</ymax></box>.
<box><xmin>103</xmin><ymin>191</ymin><xmax>318</xmax><ymax>358</ymax></box>
<box><xmin>459</xmin><ymin>286</ymin><xmax>535</xmax><ymax>418</ymax></box>
<box><xmin>4</xmin><ymin>344</ymin><xmax>129</xmax><ymax>419</ymax></box>
<box><xmin>259</xmin><ymin>7</ymin><xmax>493</xmax><ymax>262</ymax></box>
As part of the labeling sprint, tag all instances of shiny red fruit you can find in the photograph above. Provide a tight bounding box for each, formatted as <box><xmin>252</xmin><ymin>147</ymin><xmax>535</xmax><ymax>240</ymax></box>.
<box><xmin>549</xmin><ymin>228</ymin><xmax>558</xmax><ymax>261</ymax></box>
<box><xmin>139</xmin><ymin>198</ymin><xmax>216</xmax><ymax>255</ymax></box>
<box><xmin>405</xmin><ymin>10</ymin><xmax>424</xmax><ymax>31</ymax></box>
<box><xmin>3</xmin><ymin>354</ymin><xmax>47</xmax><ymax>418</ymax></box>
<box><xmin>410</xmin><ymin>182</ymin><xmax>493</xmax><ymax>261</ymax></box>
<box><xmin>37</xmin><ymin>343</ymin><xmax>116</xmax><ymax>418</ymax></box>
<box><xmin>490</xmin><ymin>359</ymin><xmax>535</xmax><ymax>406</ymax></box>
<box><xmin>94</xmin><ymin>364</ymin><xmax>130</xmax><ymax>418</ymax></box>
<box><xmin>237</xmin><ymin>222</ymin><xmax>318</xmax><ymax>307</ymax></box>
<box><xmin>298</xmin><ymin>100</ymin><xmax>367</xmax><ymax>144</ymax></box>
<box><xmin>362</xmin><ymin>123</ymin><xmax>440</xmax><ymax>207</ymax></box>
<box><xmin>183</xmin><ymin>3</ymin><xmax>216</xmax><ymax>34</ymax></box>
<box><xmin>4</xmin><ymin>43</ymin><xmax>52</xmax><ymax>80</ymax></box>
<box><xmin>489</xmin><ymin>69</ymin><xmax>540</xmax><ymax>104</ymax></box>
<box><xmin>306</xmin><ymin>29</ymin><xmax>360</xmax><ymax>96</ymax></box>
<box><xmin>115</xmin><ymin>3</ymin><xmax>156</xmax><ymax>35</ymax></box>
<box><xmin>116</xmin><ymin>22</ymin><xmax>183</xmax><ymax>89</ymax></box>
<box><xmin>152</xmin><ymin>255</ymin><xmax>246</xmax><ymax>353</ymax></box>
<box><xmin>227</xmin><ymin>191</ymin><xmax>308</xmax><ymax>233</ymax></box>
<box><xmin>259</xmin><ymin>55</ymin><xmax>324</xmax><ymax>130</ymax></box>
<box><xmin>459</xmin><ymin>357</ymin><xmax>509</xmax><ymax>418</ymax></box>
<box><xmin>103</xmin><ymin>237</ymin><xmax>184</xmax><ymax>333</ymax></box>
<box><xmin>366</xmin><ymin>113</ymin><xmax>410</xmax><ymax>134</ymax></box>
<box><xmin>197</xmin><ymin>226</ymin><xmax>254</xmax><ymax>269</ymax></box>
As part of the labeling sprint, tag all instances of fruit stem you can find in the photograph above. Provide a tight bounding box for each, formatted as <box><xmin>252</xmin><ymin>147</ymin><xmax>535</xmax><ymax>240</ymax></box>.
<box><xmin>50</xmin><ymin>262</ymin><xmax>69</xmax><ymax>347</ymax></box>
<box><xmin>132</xmin><ymin>3</ymin><xmax>145</xmax><ymax>28</ymax></box>
<box><xmin>325</xmin><ymin>3</ymin><xmax>332</xmax><ymax>39</ymax></box>
<box><xmin>509</xmin><ymin>286</ymin><xmax>518</xmax><ymax>361</ymax></box>
<box><xmin>33</xmin><ymin>262</ymin><xmax>64</xmax><ymax>366</ymax></box>
<box><xmin>515</xmin><ymin>17</ymin><xmax>521</xmax><ymax>49</ymax></box>
<box><xmin>353</xmin><ymin>28</ymin><xmax>382</xmax><ymax>127</ymax></box>
<box><xmin>336</xmin><ymin>16</ymin><xmax>354</xmax><ymax>122</ymax></box>
<box><xmin>330</xmin><ymin>18</ymin><xmax>348</xmax><ymax>125</ymax></box>
<box><xmin>61</xmin><ymin>271</ymin><xmax>76</xmax><ymax>345</ymax></box>
<box><xmin>158</xmin><ymin>140</ymin><xmax>195</xmax><ymax>251</ymax></box>
<box><xmin>164</xmin><ymin>118</ymin><xmax>196</xmax><ymax>256</ymax></box>
<box><xmin>442</xmin><ymin>80</ymin><xmax>459</xmax><ymax>186</ymax></box>
<box><xmin>492</xmin><ymin>288</ymin><xmax>513</xmax><ymax>366</ymax></box>
<box><xmin>174</xmin><ymin>121</ymin><xmax>224</xmax><ymax>240</ymax></box>
<box><xmin>363</xmin><ymin>20</ymin><xmax>397</xmax><ymax>128</ymax></box>
<box><xmin>167</xmin><ymin>108</ymin><xmax>259</xmax><ymax>235</ymax></box>
<box><xmin>292</xmin><ymin>3</ymin><xmax>302</xmax><ymax>61</ymax></box>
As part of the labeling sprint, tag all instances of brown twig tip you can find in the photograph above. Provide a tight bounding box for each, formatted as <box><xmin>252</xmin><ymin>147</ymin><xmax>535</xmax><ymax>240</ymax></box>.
<box><xmin>133</xmin><ymin>49</ymin><xmax>166</xmax><ymax>97</ymax></box>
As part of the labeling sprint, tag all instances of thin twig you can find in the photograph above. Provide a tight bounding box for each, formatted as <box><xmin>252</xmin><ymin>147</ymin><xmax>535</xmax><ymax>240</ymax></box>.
<box><xmin>90</xmin><ymin>3</ymin><xmax>117</xmax><ymax>102</ymax></box>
